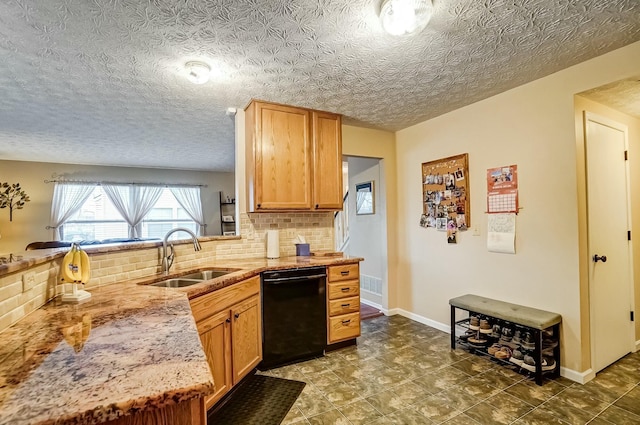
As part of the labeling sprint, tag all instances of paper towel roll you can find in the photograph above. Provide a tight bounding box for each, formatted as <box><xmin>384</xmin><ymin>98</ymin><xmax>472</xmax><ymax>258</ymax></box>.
<box><xmin>266</xmin><ymin>230</ymin><xmax>280</xmax><ymax>259</ymax></box>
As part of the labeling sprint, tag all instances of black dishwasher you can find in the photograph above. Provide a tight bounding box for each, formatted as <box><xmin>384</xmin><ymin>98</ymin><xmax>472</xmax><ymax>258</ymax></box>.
<box><xmin>260</xmin><ymin>266</ymin><xmax>327</xmax><ymax>369</ymax></box>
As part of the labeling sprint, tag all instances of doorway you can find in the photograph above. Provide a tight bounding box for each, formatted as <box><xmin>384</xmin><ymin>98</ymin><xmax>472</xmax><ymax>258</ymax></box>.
<box><xmin>340</xmin><ymin>156</ymin><xmax>389</xmax><ymax>313</ymax></box>
<box><xmin>584</xmin><ymin>111</ymin><xmax>635</xmax><ymax>373</ymax></box>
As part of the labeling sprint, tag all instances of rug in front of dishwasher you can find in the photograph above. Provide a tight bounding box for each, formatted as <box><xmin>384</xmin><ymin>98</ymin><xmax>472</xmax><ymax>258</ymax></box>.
<box><xmin>207</xmin><ymin>373</ymin><xmax>305</xmax><ymax>425</ymax></box>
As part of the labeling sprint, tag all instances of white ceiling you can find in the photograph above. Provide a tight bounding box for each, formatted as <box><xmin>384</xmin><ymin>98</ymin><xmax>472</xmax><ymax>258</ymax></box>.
<box><xmin>1</xmin><ymin>0</ymin><xmax>639</xmax><ymax>172</ymax></box>
<box><xmin>579</xmin><ymin>77</ymin><xmax>640</xmax><ymax>119</ymax></box>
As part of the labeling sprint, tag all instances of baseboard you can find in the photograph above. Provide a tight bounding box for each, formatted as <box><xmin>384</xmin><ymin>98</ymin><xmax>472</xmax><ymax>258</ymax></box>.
<box><xmin>393</xmin><ymin>308</ymin><xmax>451</xmax><ymax>334</ymax></box>
<box><xmin>359</xmin><ymin>298</ymin><xmax>383</xmax><ymax>310</ymax></box>
<box><xmin>561</xmin><ymin>367</ymin><xmax>595</xmax><ymax>384</ymax></box>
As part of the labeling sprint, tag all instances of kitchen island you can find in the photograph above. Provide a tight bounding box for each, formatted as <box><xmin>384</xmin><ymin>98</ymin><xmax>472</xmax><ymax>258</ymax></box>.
<box><xmin>0</xmin><ymin>255</ymin><xmax>362</xmax><ymax>425</ymax></box>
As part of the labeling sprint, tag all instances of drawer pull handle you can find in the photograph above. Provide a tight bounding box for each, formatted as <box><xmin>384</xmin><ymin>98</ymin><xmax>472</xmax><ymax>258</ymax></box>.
<box><xmin>340</xmin><ymin>271</ymin><xmax>350</xmax><ymax>276</ymax></box>
<box><xmin>341</xmin><ymin>303</ymin><xmax>350</xmax><ymax>307</ymax></box>
<box><xmin>342</xmin><ymin>319</ymin><xmax>351</xmax><ymax>325</ymax></box>
<box><xmin>341</xmin><ymin>288</ymin><xmax>350</xmax><ymax>292</ymax></box>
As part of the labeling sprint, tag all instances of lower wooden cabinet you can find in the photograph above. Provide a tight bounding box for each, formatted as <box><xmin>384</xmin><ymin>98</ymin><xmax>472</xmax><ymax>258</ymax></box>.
<box><xmin>327</xmin><ymin>264</ymin><xmax>361</xmax><ymax>344</ymax></box>
<box><xmin>191</xmin><ymin>276</ymin><xmax>262</xmax><ymax>410</ymax></box>
<box><xmin>106</xmin><ymin>398</ymin><xmax>205</xmax><ymax>425</ymax></box>
<box><xmin>230</xmin><ymin>295</ymin><xmax>262</xmax><ymax>384</ymax></box>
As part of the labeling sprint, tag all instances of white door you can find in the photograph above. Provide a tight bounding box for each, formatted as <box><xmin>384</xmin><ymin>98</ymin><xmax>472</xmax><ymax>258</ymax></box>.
<box><xmin>585</xmin><ymin>112</ymin><xmax>634</xmax><ymax>373</ymax></box>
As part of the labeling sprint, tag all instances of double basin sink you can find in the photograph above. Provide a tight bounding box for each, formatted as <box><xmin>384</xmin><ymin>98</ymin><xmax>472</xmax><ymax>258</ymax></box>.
<box><xmin>148</xmin><ymin>269</ymin><xmax>238</xmax><ymax>288</ymax></box>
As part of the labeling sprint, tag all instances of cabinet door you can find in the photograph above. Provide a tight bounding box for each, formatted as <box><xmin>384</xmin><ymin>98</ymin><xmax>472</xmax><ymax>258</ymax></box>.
<box><xmin>254</xmin><ymin>102</ymin><xmax>312</xmax><ymax>210</ymax></box>
<box><xmin>231</xmin><ymin>295</ymin><xmax>262</xmax><ymax>384</ymax></box>
<box><xmin>197</xmin><ymin>310</ymin><xmax>232</xmax><ymax>409</ymax></box>
<box><xmin>312</xmin><ymin>111</ymin><xmax>343</xmax><ymax>210</ymax></box>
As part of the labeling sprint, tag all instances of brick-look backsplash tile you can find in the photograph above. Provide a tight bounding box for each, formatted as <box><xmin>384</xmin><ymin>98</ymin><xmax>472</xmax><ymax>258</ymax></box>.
<box><xmin>0</xmin><ymin>213</ymin><xmax>337</xmax><ymax>333</ymax></box>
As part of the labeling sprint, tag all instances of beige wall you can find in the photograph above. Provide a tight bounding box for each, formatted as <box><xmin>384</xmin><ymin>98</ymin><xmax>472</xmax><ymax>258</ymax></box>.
<box><xmin>574</xmin><ymin>95</ymin><xmax>640</xmax><ymax>355</ymax></box>
<box><xmin>394</xmin><ymin>40</ymin><xmax>640</xmax><ymax>378</ymax></box>
<box><xmin>0</xmin><ymin>160</ymin><xmax>235</xmax><ymax>253</ymax></box>
<box><xmin>342</xmin><ymin>125</ymin><xmax>397</xmax><ymax>311</ymax></box>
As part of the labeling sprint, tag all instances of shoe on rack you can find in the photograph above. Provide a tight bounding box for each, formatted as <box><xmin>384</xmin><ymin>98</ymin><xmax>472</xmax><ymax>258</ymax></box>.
<box><xmin>469</xmin><ymin>316</ymin><xmax>480</xmax><ymax>330</ymax></box>
<box><xmin>522</xmin><ymin>332</ymin><xmax>536</xmax><ymax>350</ymax></box>
<box><xmin>542</xmin><ymin>338</ymin><xmax>558</xmax><ymax>353</ymax></box>
<box><xmin>512</xmin><ymin>329</ymin><xmax>523</xmax><ymax>345</ymax></box>
<box><xmin>468</xmin><ymin>335</ymin><xmax>489</xmax><ymax>348</ymax></box>
<box><xmin>494</xmin><ymin>346</ymin><xmax>512</xmax><ymax>360</ymax></box>
<box><xmin>522</xmin><ymin>355</ymin><xmax>556</xmax><ymax>372</ymax></box>
<box><xmin>459</xmin><ymin>329</ymin><xmax>475</xmax><ymax>342</ymax></box>
<box><xmin>500</xmin><ymin>327</ymin><xmax>513</xmax><ymax>343</ymax></box>
<box><xmin>479</xmin><ymin>319</ymin><xmax>492</xmax><ymax>334</ymax></box>
<box><xmin>490</xmin><ymin>324</ymin><xmax>502</xmax><ymax>339</ymax></box>
<box><xmin>509</xmin><ymin>349</ymin><xmax>525</xmax><ymax>366</ymax></box>
<box><xmin>487</xmin><ymin>343</ymin><xmax>502</xmax><ymax>355</ymax></box>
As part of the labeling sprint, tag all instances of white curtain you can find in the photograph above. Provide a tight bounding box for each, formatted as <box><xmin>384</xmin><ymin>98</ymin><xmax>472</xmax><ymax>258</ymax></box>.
<box><xmin>49</xmin><ymin>183</ymin><xmax>94</xmax><ymax>240</ymax></box>
<box><xmin>102</xmin><ymin>185</ymin><xmax>163</xmax><ymax>238</ymax></box>
<box><xmin>170</xmin><ymin>187</ymin><xmax>206</xmax><ymax>236</ymax></box>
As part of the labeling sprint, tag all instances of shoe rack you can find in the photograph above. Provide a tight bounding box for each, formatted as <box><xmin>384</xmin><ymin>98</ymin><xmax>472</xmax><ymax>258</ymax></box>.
<box><xmin>450</xmin><ymin>307</ymin><xmax>561</xmax><ymax>386</ymax></box>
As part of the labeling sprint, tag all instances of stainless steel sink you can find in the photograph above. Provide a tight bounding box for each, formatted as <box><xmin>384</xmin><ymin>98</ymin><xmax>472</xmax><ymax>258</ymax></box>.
<box><xmin>180</xmin><ymin>270</ymin><xmax>234</xmax><ymax>280</ymax></box>
<box><xmin>147</xmin><ymin>269</ymin><xmax>237</xmax><ymax>288</ymax></box>
<box><xmin>150</xmin><ymin>278</ymin><xmax>203</xmax><ymax>288</ymax></box>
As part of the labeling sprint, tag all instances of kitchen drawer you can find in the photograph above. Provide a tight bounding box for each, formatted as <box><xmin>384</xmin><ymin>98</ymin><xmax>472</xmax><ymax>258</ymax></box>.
<box><xmin>190</xmin><ymin>276</ymin><xmax>260</xmax><ymax>323</ymax></box>
<box><xmin>328</xmin><ymin>296</ymin><xmax>360</xmax><ymax>316</ymax></box>
<box><xmin>328</xmin><ymin>312</ymin><xmax>360</xmax><ymax>343</ymax></box>
<box><xmin>328</xmin><ymin>280</ymin><xmax>359</xmax><ymax>300</ymax></box>
<box><xmin>328</xmin><ymin>264</ymin><xmax>359</xmax><ymax>282</ymax></box>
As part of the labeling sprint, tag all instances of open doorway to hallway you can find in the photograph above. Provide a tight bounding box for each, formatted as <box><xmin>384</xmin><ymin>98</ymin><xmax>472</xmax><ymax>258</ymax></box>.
<box><xmin>337</xmin><ymin>156</ymin><xmax>389</xmax><ymax>315</ymax></box>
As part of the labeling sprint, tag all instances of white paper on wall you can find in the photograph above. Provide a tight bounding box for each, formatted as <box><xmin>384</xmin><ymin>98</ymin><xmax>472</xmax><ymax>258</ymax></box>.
<box><xmin>487</xmin><ymin>213</ymin><xmax>516</xmax><ymax>254</ymax></box>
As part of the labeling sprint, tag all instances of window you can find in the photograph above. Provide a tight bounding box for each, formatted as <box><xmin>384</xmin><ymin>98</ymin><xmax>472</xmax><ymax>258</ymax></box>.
<box><xmin>63</xmin><ymin>187</ymin><xmax>128</xmax><ymax>241</ymax></box>
<box><xmin>61</xmin><ymin>187</ymin><xmax>198</xmax><ymax>241</ymax></box>
<box><xmin>141</xmin><ymin>190</ymin><xmax>197</xmax><ymax>239</ymax></box>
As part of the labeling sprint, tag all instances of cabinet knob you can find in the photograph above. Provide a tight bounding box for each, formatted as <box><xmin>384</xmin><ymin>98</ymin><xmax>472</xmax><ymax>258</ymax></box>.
<box><xmin>315</xmin><ymin>204</ymin><xmax>319</xmax><ymax>209</ymax></box>
<box><xmin>257</xmin><ymin>203</ymin><xmax>261</xmax><ymax>208</ymax></box>
<box><xmin>225</xmin><ymin>318</ymin><xmax>231</xmax><ymax>323</ymax></box>
<box><xmin>234</xmin><ymin>313</ymin><xmax>240</xmax><ymax>319</ymax></box>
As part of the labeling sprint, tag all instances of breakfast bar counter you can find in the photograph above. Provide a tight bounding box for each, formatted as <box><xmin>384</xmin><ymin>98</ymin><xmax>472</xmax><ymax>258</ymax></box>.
<box><xmin>0</xmin><ymin>255</ymin><xmax>362</xmax><ymax>425</ymax></box>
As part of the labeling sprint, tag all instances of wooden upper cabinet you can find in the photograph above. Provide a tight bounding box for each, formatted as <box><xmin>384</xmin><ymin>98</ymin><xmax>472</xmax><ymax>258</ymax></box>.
<box><xmin>245</xmin><ymin>100</ymin><xmax>343</xmax><ymax>212</ymax></box>
<box><xmin>312</xmin><ymin>111</ymin><xmax>343</xmax><ymax>210</ymax></box>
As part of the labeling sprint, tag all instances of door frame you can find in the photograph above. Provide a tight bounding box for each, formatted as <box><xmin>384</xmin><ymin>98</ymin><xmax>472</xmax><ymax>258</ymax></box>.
<box><xmin>583</xmin><ymin>111</ymin><xmax>635</xmax><ymax>373</ymax></box>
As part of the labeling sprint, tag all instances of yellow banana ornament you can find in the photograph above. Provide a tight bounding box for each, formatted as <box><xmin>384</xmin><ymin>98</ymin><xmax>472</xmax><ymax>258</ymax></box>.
<box><xmin>71</xmin><ymin>245</ymin><xmax>82</xmax><ymax>282</ymax></box>
<box><xmin>79</xmin><ymin>248</ymin><xmax>91</xmax><ymax>285</ymax></box>
<box><xmin>61</xmin><ymin>244</ymin><xmax>77</xmax><ymax>282</ymax></box>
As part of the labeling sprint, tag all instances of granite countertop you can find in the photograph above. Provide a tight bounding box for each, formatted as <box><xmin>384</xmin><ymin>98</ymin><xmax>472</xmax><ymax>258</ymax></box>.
<box><xmin>0</xmin><ymin>255</ymin><xmax>362</xmax><ymax>425</ymax></box>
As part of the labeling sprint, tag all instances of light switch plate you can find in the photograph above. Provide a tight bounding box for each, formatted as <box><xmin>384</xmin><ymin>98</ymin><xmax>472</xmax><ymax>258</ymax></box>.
<box><xmin>22</xmin><ymin>271</ymin><xmax>36</xmax><ymax>292</ymax></box>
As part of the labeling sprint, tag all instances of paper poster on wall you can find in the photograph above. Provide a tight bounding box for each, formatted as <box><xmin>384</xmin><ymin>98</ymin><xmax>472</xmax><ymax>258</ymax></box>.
<box><xmin>487</xmin><ymin>213</ymin><xmax>516</xmax><ymax>254</ymax></box>
<box><xmin>487</xmin><ymin>165</ymin><xmax>518</xmax><ymax>213</ymax></box>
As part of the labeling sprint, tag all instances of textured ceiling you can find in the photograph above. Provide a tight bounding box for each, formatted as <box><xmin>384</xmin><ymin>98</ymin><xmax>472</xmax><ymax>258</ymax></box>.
<box><xmin>1</xmin><ymin>0</ymin><xmax>639</xmax><ymax>171</ymax></box>
<box><xmin>579</xmin><ymin>77</ymin><xmax>640</xmax><ymax>119</ymax></box>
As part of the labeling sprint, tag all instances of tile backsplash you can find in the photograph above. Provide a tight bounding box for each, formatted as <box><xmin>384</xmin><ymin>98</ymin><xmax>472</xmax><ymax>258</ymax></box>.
<box><xmin>0</xmin><ymin>212</ymin><xmax>335</xmax><ymax>333</ymax></box>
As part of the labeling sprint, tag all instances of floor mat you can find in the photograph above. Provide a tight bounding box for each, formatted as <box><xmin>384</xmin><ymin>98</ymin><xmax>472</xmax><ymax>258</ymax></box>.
<box><xmin>207</xmin><ymin>374</ymin><xmax>305</xmax><ymax>425</ymax></box>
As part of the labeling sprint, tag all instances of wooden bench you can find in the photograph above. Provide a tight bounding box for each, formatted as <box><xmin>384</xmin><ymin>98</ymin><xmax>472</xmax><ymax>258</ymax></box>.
<box><xmin>449</xmin><ymin>294</ymin><xmax>562</xmax><ymax>385</ymax></box>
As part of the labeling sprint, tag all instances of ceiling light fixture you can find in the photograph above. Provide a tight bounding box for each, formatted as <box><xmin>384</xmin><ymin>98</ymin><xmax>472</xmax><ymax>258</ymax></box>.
<box><xmin>185</xmin><ymin>61</ymin><xmax>211</xmax><ymax>84</ymax></box>
<box><xmin>380</xmin><ymin>0</ymin><xmax>434</xmax><ymax>36</ymax></box>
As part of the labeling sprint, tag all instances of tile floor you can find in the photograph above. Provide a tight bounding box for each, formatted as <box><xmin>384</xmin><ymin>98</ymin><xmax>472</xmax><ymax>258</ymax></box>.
<box><xmin>259</xmin><ymin>315</ymin><xmax>640</xmax><ymax>425</ymax></box>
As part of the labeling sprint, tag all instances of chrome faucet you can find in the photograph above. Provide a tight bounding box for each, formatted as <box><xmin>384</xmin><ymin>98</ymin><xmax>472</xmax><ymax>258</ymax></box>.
<box><xmin>162</xmin><ymin>227</ymin><xmax>202</xmax><ymax>274</ymax></box>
